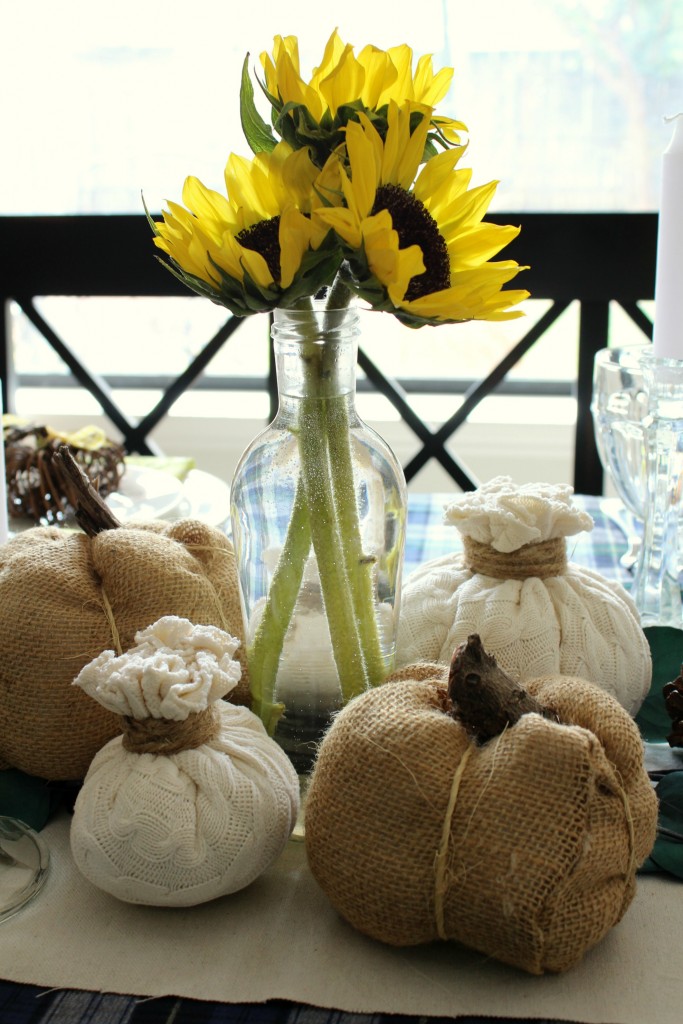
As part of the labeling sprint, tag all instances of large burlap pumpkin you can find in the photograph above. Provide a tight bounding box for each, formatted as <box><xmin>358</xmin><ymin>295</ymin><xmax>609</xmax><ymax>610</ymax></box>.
<box><xmin>0</xmin><ymin>518</ymin><xmax>248</xmax><ymax>780</ymax></box>
<box><xmin>305</xmin><ymin>661</ymin><xmax>658</xmax><ymax>975</ymax></box>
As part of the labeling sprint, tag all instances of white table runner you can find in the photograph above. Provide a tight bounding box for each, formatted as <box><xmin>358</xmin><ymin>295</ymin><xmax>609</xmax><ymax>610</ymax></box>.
<box><xmin>0</xmin><ymin>814</ymin><xmax>679</xmax><ymax>1024</ymax></box>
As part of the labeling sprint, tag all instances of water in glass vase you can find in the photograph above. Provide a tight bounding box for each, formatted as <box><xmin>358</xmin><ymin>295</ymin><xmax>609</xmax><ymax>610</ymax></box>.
<box><xmin>230</xmin><ymin>302</ymin><xmax>407</xmax><ymax>786</ymax></box>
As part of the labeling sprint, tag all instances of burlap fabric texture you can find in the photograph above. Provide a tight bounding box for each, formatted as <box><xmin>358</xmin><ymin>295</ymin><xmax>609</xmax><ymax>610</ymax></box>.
<box><xmin>305</xmin><ymin>663</ymin><xmax>658</xmax><ymax>975</ymax></box>
<box><xmin>0</xmin><ymin>518</ymin><xmax>248</xmax><ymax>780</ymax></box>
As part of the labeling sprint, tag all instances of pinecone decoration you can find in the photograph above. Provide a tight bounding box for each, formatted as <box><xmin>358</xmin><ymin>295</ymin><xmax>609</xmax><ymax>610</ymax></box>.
<box><xmin>663</xmin><ymin>669</ymin><xmax>683</xmax><ymax>748</ymax></box>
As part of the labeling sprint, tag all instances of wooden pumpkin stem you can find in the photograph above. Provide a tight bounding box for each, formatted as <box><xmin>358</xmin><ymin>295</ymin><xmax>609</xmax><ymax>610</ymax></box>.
<box><xmin>448</xmin><ymin>634</ymin><xmax>556</xmax><ymax>743</ymax></box>
<box><xmin>51</xmin><ymin>445</ymin><xmax>122</xmax><ymax>536</ymax></box>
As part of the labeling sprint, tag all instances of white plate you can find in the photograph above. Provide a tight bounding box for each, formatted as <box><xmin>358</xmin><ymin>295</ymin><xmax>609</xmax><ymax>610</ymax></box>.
<box><xmin>164</xmin><ymin>469</ymin><xmax>231</xmax><ymax>530</ymax></box>
<box><xmin>106</xmin><ymin>466</ymin><xmax>184</xmax><ymax>522</ymax></box>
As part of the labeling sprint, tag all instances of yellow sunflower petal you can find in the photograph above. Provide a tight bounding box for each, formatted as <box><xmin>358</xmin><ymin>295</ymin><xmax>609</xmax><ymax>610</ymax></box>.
<box><xmin>224</xmin><ymin>153</ymin><xmax>281</xmax><ymax>224</ymax></box>
<box><xmin>400</xmin><ymin>261</ymin><xmax>529</xmax><ymax>321</ymax></box>
<box><xmin>181</xmin><ymin>176</ymin><xmax>234</xmax><ymax>226</ymax></box>
<box><xmin>357</xmin><ymin>45</ymin><xmax>397</xmax><ymax>109</ymax></box>
<box><xmin>277</xmin><ymin>49</ymin><xmax>324</xmax><ymax>120</ymax></box>
<box><xmin>447</xmin><ymin>223</ymin><xmax>522</xmax><ymax>269</ymax></box>
<box><xmin>395</xmin><ymin>105</ymin><xmax>430</xmax><ymax>190</ymax></box>
<box><xmin>311</xmin><ymin>29</ymin><xmax>346</xmax><ymax>85</ymax></box>
<box><xmin>356</xmin><ymin>111</ymin><xmax>384</xmax><ymax>177</ymax></box>
<box><xmin>343</xmin><ymin>122</ymin><xmax>378</xmax><ymax>220</ymax></box>
<box><xmin>434</xmin><ymin>180</ymin><xmax>500</xmax><ymax>243</ymax></box>
<box><xmin>312</xmin><ymin>154</ymin><xmax>344</xmax><ymax>210</ymax></box>
<box><xmin>260</xmin><ymin>35</ymin><xmax>300</xmax><ymax>96</ymax></box>
<box><xmin>319</xmin><ymin>44</ymin><xmax>365</xmax><ymax>118</ymax></box>
<box><xmin>278</xmin><ymin>206</ymin><xmax>313</xmax><ymax>289</ymax></box>
<box><xmin>362</xmin><ymin>217</ymin><xmax>425</xmax><ymax>307</ymax></box>
<box><xmin>235</xmin><ymin>235</ymin><xmax>273</xmax><ymax>289</ymax></box>
<box><xmin>412</xmin><ymin>54</ymin><xmax>453</xmax><ymax>106</ymax></box>
<box><xmin>432</xmin><ymin>114</ymin><xmax>467</xmax><ymax>145</ymax></box>
<box><xmin>380</xmin><ymin>44</ymin><xmax>415</xmax><ymax>104</ymax></box>
<box><xmin>313</xmin><ymin>204</ymin><xmax>363</xmax><ymax>249</ymax></box>
<box><xmin>413</xmin><ymin>147</ymin><xmax>467</xmax><ymax>206</ymax></box>
<box><xmin>279</xmin><ymin>146</ymin><xmax>318</xmax><ymax>210</ymax></box>
<box><xmin>154</xmin><ymin>205</ymin><xmax>223</xmax><ymax>282</ymax></box>
<box><xmin>378</xmin><ymin>102</ymin><xmax>401</xmax><ymax>185</ymax></box>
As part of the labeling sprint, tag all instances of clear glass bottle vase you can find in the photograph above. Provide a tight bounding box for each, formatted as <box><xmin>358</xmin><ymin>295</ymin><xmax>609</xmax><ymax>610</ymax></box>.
<box><xmin>230</xmin><ymin>302</ymin><xmax>407</xmax><ymax>776</ymax></box>
<box><xmin>631</xmin><ymin>350</ymin><xmax>683</xmax><ymax>629</ymax></box>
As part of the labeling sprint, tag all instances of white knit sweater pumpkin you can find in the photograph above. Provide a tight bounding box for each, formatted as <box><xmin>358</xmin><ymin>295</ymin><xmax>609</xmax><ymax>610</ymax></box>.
<box><xmin>70</xmin><ymin>616</ymin><xmax>299</xmax><ymax>906</ymax></box>
<box><xmin>396</xmin><ymin>479</ymin><xmax>651</xmax><ymax>715</ymax></box>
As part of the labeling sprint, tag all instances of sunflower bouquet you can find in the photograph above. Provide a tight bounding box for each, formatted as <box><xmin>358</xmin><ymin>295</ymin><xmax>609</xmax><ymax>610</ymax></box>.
<box><xmin>150</xmin><ymin>30</ymin><xmax>529</xmax><ymax>747</ymax></box>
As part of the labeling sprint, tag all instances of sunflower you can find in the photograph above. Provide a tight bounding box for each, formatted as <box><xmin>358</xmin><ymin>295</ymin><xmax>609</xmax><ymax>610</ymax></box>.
<box><xmin>151</xmin><ymin>143</ymin><xmax>343</xmax><ymax>315</ymax></box>
<box><xmin>314</xmin><ymin>103</ymin><xmax>529</xmax><ymax>326</ymax></box>
<box><xmin>240</xmin><ymin>30</ymin><xmax>465</xmax><ymax>169</ymax></box>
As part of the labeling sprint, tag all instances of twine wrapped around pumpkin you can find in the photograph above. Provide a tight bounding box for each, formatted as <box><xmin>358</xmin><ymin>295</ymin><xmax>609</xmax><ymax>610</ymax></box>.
<box><xmin>121</xmin><ymin>706</ymin><xmax>219</xmax><ymax>754</ymax></box>
<box><xmin>305</xmin><ymin>648</ymin><xmax>658</xmax><ymax>975</ymax></box>
<box><xmin>0</xmin><ymin>451</ymin><xmax>248</xmax><ymax>780</ymax></box>
<box><xmin>397</xmin><ymin>477</ymin><xmax>651</xmax><ymax>715</ymax></box>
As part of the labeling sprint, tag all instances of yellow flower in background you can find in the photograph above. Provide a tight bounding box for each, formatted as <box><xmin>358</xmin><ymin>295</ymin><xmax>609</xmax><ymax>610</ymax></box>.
<box><xmin>314</xmin><ymin>104</ymin><xmax>529</xmax><ymax>326</ymax></box>
<box><xmin>243</xmin><ymin>29</ymin><xmax>465</xmax><ymax>169</ymax></box>
<box><xmin>152</xmin><ymin>143</ymin><xmax>343</xmax><ymax>314</ymax></box>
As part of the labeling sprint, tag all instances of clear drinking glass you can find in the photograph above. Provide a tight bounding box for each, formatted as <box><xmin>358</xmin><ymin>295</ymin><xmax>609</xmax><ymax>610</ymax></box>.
<box><xmin>0</xmin><ymin>816</ymin><xmax>49</xmax><ymax>923</ymax></box>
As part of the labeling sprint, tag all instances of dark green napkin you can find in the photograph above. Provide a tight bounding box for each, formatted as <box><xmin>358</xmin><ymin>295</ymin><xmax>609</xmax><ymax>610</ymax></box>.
<box><xmin>0</xmin><ymin>768</ymin><xmax>52</xmax><ymax>831</ymax></box>
<box><xmin>635</xmin><ymin>626</ymin><xmax>683</xmax><ymax>880</ymax></box>
<box><xmin>0</xmin><ymin>768</ymin><xmax>80</xmax><ymax>832</ymax></box>
<box><xmin>639</xmin><ymin>771</ymin><xmax>683</xmax><ymax>877</ymax></box>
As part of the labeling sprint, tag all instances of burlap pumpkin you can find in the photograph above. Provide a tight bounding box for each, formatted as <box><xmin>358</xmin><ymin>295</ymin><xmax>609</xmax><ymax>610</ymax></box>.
<box><xmin>0</xmin><ymin>518</ymin><xmax>248</xmax><ymax>780</ymax></box>
<box><xmin>305</xmin><ymin>662</ymin><xmax>658</xmax><ymax>975</ymax></box>
<box><xmin>397</xmin><ymin>478</ymin><xmax>651</xmax><ymax>715</ymax></box>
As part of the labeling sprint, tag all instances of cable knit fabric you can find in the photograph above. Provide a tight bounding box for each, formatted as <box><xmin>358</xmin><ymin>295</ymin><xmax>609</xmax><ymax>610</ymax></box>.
<box><xmin>397</xmin><ymin>479</ymin><xmax>651</xmax><ymax>715</ymax></box>
<box><xmin>70</xmin><ymin>617</ymin><xmax>299</xmax><ymax>907</ymax></box>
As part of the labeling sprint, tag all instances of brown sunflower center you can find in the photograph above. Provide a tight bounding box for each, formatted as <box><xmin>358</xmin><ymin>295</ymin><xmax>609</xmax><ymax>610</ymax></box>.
<box><xmin>371</xmin><ymin>184</ymin><xmax>450</xmax><ymax>301</ymax></box>
<box><xmin>235</xmin><ymin>216</ymin><xmax>281</xmax><ymax>283</ymax></box>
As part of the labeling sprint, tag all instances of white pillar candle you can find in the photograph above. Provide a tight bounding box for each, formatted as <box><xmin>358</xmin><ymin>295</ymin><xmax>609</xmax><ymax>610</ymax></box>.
<box><xmin>0</xmin><ymin>386</ymin><xmax>8</xmax><ymax>544</ymax></box>
<box><xmin>653</xmin><ymin>113</ymin><xmax>683</xmax><ymax>360</ymax></box>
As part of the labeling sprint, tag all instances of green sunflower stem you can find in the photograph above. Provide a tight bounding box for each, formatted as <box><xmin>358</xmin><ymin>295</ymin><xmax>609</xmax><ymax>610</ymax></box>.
<box><xmin>324</xmin><ymin>393</ymin><xmax>387</xmax><ymax>686</ymax></box>
<box><xmin>298</xmin><ymin>388</ymin><xmax>370</xmax><ymax>701</ymax></box>
<box><xmin>247</xmin><ymin>475</ymin><xmax>312</xmax><ymax>735</ymax></box>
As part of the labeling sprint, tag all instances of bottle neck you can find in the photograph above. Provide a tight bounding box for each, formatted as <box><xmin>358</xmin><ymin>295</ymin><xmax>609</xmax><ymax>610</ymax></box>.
<box><xmin>272</xmin><ymin>305</ymin><xmax>360</xmax><ymax>402</ymax></box>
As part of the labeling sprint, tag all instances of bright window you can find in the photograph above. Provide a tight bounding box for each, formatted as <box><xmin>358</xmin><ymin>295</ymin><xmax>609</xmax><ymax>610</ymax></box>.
<box><xmin>3</xmin><ymin>1</ymin><xmax>679</xmax><ymax>215</ymax></box>
<box><xmin>2</xmin><ymin>1</ymin><xmax>675</xmax><ymax>461</ymax></box>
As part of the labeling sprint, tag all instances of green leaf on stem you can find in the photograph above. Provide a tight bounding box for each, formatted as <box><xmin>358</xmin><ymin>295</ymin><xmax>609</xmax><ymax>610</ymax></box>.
<box><xmin>240</xmin><ymin>54</ymin><xmax>278</xmax><ymax>155</ymax></box>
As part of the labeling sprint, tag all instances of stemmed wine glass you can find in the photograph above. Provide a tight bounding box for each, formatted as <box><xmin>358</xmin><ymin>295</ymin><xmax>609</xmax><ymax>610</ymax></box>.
<box><xmin>590</xmin><ymin>345</ymin><xmax>649</xmax><ymax>568</ymax></box>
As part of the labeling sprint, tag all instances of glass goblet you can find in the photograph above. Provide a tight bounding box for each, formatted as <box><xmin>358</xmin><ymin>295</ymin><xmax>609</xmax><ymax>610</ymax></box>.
<box><xmin>590</xmin><ymin>345</ymin><xmax>649</xmax><ymax>566</ymax></box>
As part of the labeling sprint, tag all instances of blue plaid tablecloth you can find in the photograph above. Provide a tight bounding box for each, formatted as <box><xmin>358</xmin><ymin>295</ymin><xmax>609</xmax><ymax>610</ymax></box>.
<box><xmin>403</xmin><ymin>493</ymin><xmax>632</xmax><ymax>587</ymax></box>
<box><xmin>0</xmin><ymin>493</ymin><xmax>644</xmax><ymax>1024</ymax></box>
